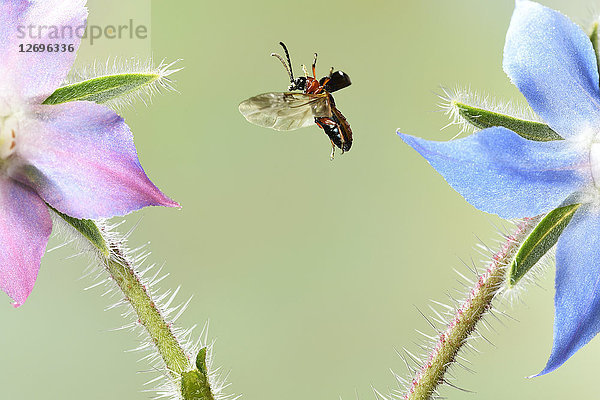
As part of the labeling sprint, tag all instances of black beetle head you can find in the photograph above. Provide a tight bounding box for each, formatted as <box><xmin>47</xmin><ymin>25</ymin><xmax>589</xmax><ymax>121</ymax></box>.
<box><xmin>289</xmin><ymin>76</ymin><xmax>307</xmax><ymax>91</ymax></box>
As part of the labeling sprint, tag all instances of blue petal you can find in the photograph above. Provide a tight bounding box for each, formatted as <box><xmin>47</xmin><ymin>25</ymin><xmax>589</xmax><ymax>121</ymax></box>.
<box><xmin>539</xmin><ymin>206</ymin><xmax>600</xmax><ymax>375</ymax></box>
<box><xmin>398</xmin><ymin>127</ymin><xmax>590</xmax><ymax>219</ymax></box>
<box><xmin>503</xmin><ymin>0</ymin><xmax>600</xmax><ymax>138</ymax></box>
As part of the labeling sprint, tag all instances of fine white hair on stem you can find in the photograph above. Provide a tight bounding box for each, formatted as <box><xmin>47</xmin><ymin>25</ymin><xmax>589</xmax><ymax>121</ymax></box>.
<box><xmin>500</xmin><ymin>248</ymin><xmax>554</xmax><ymax>306</ymax></box>
<box><xmin>65</xmin><ymin>56</ymin><xmax>183</xmax><ymax>110</ymax></box>
<box><xmin>379</xmin><ymin>217</ymin><xmax>542</xmax><ymax>400</ymax></box>
<box><xmin>50</xmin><ymin>212</ymin><xmax>236</xmax><ymax>400</ymax></box>
<box><xmin>437</xmin><ymin>86</ymin><xmax>543</xmax><ymax>137</ymax></box>
<box><xmin>579</xmin><ymin>5</ymin><xmax>600</xmax><ymax>32</ymax></box>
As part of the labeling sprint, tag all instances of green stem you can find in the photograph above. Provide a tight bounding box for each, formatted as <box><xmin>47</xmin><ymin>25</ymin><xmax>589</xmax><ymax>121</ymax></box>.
<box><xmin>403</xmin><ymin>217</ymin><xmax>540</xmax><ymax>400</ymax></box>
<box><xmin>54</xmin><ymin>211</ymin><xmax>216</xmax><ymax>399</ymax></box>
<box><xmin>106</xmin><ymin>246</ymin><xmax>190</xmax><ymax>373</ymax></box>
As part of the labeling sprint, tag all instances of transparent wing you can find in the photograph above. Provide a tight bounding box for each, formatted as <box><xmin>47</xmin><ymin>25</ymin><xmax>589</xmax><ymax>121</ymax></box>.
<box><xmin>238</xmin><ymin>92</ymin><xmax>332</xmax><ymax>131</ymax></box>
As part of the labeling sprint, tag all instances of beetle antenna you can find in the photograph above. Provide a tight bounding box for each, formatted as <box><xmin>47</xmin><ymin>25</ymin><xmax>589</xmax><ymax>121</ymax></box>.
<box><xmin>279</xmin><ymin>42</ymin><xmax>295</xmax><ymax>80</ymax></box>
<box><xmin>301</xmin><ymin>64</ymin><xmax>309</xmax><ymax>77</ymax></box>
<box><xmin>271</xmin><ymin>52</ymin><xmax>293</xmax><ymax>83</ymax></box>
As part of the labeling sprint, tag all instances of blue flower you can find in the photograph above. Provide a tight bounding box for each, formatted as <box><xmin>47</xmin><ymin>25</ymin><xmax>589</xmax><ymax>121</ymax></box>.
<box><xmin>399</xmin><ymin>0</ymin><xmax>600</xmax><ymax>375</ymax></box>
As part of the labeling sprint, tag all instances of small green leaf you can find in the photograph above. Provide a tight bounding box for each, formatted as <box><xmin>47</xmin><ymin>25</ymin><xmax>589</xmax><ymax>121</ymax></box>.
<box><xmin>196</xmin><ymin>347</ymin><xmax>208</xmax><ymax>375</ymax></box>
<box><xmin>51</xmin><ymin>207</ymin><xmax>109</xmax><ymax>257</ymax></box>
<box><xmin>509</xmin><ymin>203</ymin><xmax>581</xmax><ymax>286</ymax></box>
<box><xmin>43</xmin><ymin>73</ymin><xmax>160</xmax><ymax>105</ymax></box>
<box><xmin>454</xmin><ymin>101</ymin><xmax>563</xmax><ymax>141</ymax></box>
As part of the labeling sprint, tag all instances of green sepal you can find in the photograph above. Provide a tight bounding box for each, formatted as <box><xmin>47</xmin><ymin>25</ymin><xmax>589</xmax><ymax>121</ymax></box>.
<box><xmin>509</xmin><ymin>203</ymin><xmax>581</xmax><ymax>287</ymax></box>
<box><xmin>590</xmin><ymin>21</ymin><xmax>600</xmax><ymax>80</ymax></box>
<box><xmin>43</xmin><ymin>73</ymin><xmax>159</xmax><ymax>105</ymax></box>
<box><xmin>50</xmin><ymin>206</ymin><xmax>110</xmax><ymax>257</ymax></box>
<box><xmin>180</xmin><ymin>348</ymin><xmax>214</xmax><ymax>400</ymax></box>
<box><xmin>454</xmin><ymin>101</ymin><xmax>563</xmax><ymax>141</ymax></box>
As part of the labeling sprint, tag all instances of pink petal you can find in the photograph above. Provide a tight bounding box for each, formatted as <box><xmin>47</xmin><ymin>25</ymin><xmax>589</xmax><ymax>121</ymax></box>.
<box><xmin>8</xmin><ymin>101</ymin><xmax>179</xmax><ymax>219</ymax></box>
<box><xmin>0</xmin><ymin>175</ymin><xmax>52</xmax><ymax>307</ymax></box>
<box><xmin>0</xmin><ymin>0</ymin><xmax>87</xmax><ymax>99</ymax></box>
<box><xmin>0</xmin><ymin>1</ymin><xmax>28</xmax><ymax>53</ymax></box>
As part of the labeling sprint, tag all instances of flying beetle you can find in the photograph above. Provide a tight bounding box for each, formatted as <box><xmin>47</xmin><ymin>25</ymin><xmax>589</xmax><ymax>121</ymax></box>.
<box><xmin>238</xmin><ymin>42</ymin><xmax>353</xmax><ymax>158</ymax></box>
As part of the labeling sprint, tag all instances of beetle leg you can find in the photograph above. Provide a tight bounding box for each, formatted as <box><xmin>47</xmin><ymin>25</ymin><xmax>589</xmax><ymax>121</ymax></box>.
<box><xmin>330</xmin><ymin>141</ymin><xmax>336</xmax><ymax>160</ymax></box>
<box><xmin>315</xmin><ymin>77</ymin><xmax>329</xmax><ymax>94</ymax></box>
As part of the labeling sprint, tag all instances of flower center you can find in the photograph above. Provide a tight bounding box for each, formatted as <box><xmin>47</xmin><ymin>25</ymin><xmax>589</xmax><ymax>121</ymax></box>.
<box><xmin>0</xmin><ymin>115</ymin><xmax>18</xmax><ymax>160</ymax></box>
<box><xmin>591</xmin><ymin>142</ymin><xmax>600</xmax><ymax>188</ymax></box>
<box><xmin>0</xmin><ymin>102</ymin><xmax>22</xmax><ymax>163</ymax></box>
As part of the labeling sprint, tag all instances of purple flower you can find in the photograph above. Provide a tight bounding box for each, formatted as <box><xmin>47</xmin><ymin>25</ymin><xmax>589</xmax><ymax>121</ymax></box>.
<box><xmin>0</xmin><ymin>0</ymin><xmax>178</xmax><ymax>307</ymax></box>
<box><xmin>399</xmin><ymin>0</ymin><xmax>600</xmax><ymax>374</ymax></box>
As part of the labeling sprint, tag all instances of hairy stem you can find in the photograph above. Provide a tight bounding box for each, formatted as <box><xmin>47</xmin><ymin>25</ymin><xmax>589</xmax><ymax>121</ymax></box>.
<box><xmin>403</xmin><ymin>217</ymin><xmax>540</xmax><ymax>400</ymax></box>
<box><xmin>54</xmin><ymin>211</ymin><xmax>216</xmax><ymax>399</ymax></box>
<box><xmin>106</xmin><ymin>245</ymin><xmax>190</xmax><ymax>374</ymax></box>
<box><xmin>100</xmin><ymin>231</ymin><xmax>216</xmax><ymax>400</ymax></box>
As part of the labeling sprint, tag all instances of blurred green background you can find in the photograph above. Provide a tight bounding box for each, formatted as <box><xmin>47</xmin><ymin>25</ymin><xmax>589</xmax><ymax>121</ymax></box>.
<box><xmin>1</xmin><ymin>0</ymin><xmax>598</xmax><ymax>399</ymax></box>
